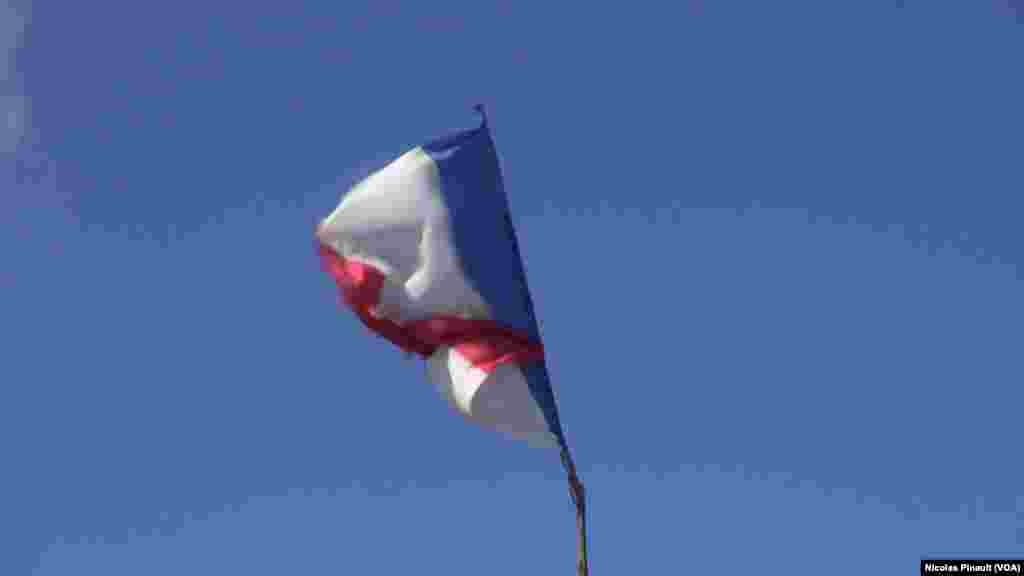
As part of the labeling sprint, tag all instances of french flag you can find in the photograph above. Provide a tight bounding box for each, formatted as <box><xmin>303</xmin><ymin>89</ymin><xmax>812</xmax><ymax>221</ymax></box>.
<box><xmin>316</xmin><ymin>108</ymin><xmax>567</xmax><ymax>449</ymax></box>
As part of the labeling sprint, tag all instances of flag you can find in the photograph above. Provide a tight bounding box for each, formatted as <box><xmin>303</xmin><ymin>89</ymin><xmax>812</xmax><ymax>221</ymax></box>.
<box><xmin>316</xmin><ymin>109</ymin><xmax>567</xmax><ymax>449</ymax></box>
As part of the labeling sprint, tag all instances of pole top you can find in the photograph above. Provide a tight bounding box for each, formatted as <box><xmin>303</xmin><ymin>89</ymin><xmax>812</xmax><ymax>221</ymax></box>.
<box><xmin>473</xmin><ymin>103</ymin><xmax>488</xmax><ymax>127</ymax></box>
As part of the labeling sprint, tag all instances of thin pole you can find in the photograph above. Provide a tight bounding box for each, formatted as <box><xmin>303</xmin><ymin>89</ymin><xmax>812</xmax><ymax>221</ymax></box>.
<box><xmin>561</xmin><ymin>447</ymin><xmax>589</xmax><ymax>576</ymax></box>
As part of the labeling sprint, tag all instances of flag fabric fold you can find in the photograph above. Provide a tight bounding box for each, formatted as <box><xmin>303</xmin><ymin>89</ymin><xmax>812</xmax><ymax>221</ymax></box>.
<box><xmin>316</xmin><ymin>112</ymin><xmax>566</xmax><ymax>449</ymax></box>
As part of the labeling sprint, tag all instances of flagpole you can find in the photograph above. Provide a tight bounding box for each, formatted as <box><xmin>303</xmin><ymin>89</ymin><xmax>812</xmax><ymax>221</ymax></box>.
<box><xmin>474</xmin><ymin>102</ymin><xmax>587</xmax><ymax>573</ymax></box>
<box><xmin>561</xmin><ymin>447</ymin><xmax>589</xmax><ymax>576</ymax></box>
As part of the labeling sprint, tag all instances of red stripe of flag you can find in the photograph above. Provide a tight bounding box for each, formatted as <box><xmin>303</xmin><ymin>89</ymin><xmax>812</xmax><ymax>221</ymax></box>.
<box><xmin>318</xmin><ymin>243</ymin><xmax>544</xmax><ymax>372</ymax></box>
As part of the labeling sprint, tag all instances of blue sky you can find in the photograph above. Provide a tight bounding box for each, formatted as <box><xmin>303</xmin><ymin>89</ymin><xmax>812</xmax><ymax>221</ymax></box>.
<box><xmin>3</xmin><ymin>1</ymin><xmax>1023</xmax><ymax>574</ymax></box>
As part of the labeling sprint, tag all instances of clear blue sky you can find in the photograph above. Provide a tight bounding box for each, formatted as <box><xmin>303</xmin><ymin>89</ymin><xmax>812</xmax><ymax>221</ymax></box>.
<box><xmin>3</xmin><ymin>1</ymin><xmax>1023</xmax><ymax>574</ymax></box>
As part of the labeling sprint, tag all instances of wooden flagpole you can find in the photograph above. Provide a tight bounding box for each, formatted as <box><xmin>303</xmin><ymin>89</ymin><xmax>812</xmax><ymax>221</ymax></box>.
<box><xmin>561</xmin><ymin>447</ymin><xmax>589</xmax><ymax>576</ymax></box>
<box><xmin>474</xmin><ymin>101</ymin><xmax>588</xmax><ymax>573</ymax></box>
